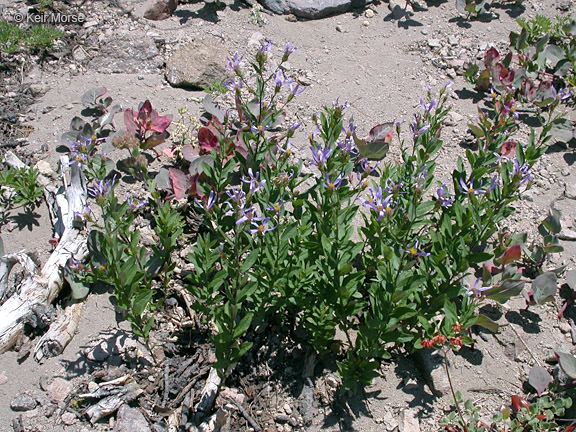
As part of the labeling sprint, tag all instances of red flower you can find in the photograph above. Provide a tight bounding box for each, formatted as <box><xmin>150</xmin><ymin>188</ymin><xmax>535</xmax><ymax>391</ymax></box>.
<box><xmin>450</xmin><ymin>336</ymin><xmax>463</xmax><ymax>347</ymax></box>
<box><xmin>433</xmin><ymin>334</ymin><xmax>447</xmax><ymax>345</ymax></box>
<box><xmin>452</xmin><ymin>324</ymin><xmax>462</xmax><ymax>334</ymax></box>
<box><xmin>421</xmin><ymin>339</ymin><xmax>434</xmax><ymax>349</ymax></box>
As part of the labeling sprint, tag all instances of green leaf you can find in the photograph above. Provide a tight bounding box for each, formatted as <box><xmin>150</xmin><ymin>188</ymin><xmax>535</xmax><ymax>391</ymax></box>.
<box><xmin>545</xmin><ymin>44</ymin><xmax>565</xmax><ymax>67</ymax></box>
<box><xmin>550</xmin><ymin>118</ymin><xmax>575</xmax><ymax>141</ymax></box>
<box><xmin>241</xmin><ymin>249</ymin><xmax>260</xmax><ymax>273</ymax></box>
<box><xmin>233</xmin><ymin>313</ymin><xmax>253</xmax><ymax>339</ymax></box>
<box><xmin>483</xmin><ymin>279</ymin><xmax>525</xmax><ymax>303</ymax></box>
<box><xmin>528</xmin><ymin>366</ymin><xmax>552</xmax><ymax>397</ymax></box>
<box><xmin>567</xmin><ymin>270</ymin><xmax>576</xmax><ymax>291</ymax></box>
<box><xmin>557</xmin><ymin>352</ymin><xmax>576</xmax><ymax>379</ymax></box>
<box><xmin>475</xmin><ymin>314</ymin><xmax>499</xmax><ymax>333</ymax></box>
<box><xmin>532</xmin><ymin>272</ymin><xmax>557</xmax><ymax>304</ymax></box>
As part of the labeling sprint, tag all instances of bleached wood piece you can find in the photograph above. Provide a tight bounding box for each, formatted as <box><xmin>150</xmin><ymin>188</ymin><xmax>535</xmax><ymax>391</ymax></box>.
<box><xmin>34</xmin><ymin>299</ymin><xmax>86</xmax><ymax>361</ymax></box>
<box><xmin>0</xmin><ymin>155</ymin><xmax>87</xmax><ymax>354</ymax></box>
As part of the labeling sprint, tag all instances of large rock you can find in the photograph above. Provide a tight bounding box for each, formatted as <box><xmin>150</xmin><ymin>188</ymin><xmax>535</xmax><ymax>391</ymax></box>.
<box><xmin>115</xmin><ymin>405</ymin><xmax>151</xmax><ymax>432</ymax></box>
<box><xmin>165</xmin><ymin>41</ymin><xmax>229</xmax><ymax>90</ymax></box>
<box><xmin>89</xmin><ymin>34</ymin><xmax>163</xmax><ymax>74</ymax></box>
<box><xmin>143</xmin><ymin>0</ymin><xmax>177</xmax><ymax>20</ymax></box>
<box><xmin>258</xmin><ymin>0</ymin><xmax>371</xmax><ymax>19</ymax></box>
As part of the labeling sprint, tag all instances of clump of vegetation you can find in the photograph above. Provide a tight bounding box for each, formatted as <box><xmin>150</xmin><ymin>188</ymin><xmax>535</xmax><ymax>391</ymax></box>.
<box><xmin>0</xmin><ymin>19</ymin><xmax>63</xmax><ymax>54</ymax></box>
<box><xmin>64</xmin><ymin>42</ymin><xmax>570</xmax><ymax>394</ymax></box>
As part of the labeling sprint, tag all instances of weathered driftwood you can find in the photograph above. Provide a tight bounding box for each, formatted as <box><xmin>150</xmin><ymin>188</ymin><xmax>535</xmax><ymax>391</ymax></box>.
<box><xmin>84</xmin><ymin>382</ymin><xmax>144</xmax><ymax>424</ymax></box>
<box><xmin>0</xmin><ymin>154</ymin><xmax>87</xmax><ymax>354</ymax></box>
<box><xmin>195</xmin><ymin>368</ymin><xmax>222</xmax><ymax>416</ymax></box>
<box><xmin>34</xmin><ymin>299</ymin><xmax>86</xmax><ymax>361</ymax></box>
<box><xmin>0</xmin><ymin>253</ymin><xmax>37</xmax><ymax>305</ymax></box>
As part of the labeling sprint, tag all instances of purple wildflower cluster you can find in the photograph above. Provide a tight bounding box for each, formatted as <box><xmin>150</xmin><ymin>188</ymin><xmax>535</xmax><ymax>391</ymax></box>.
<box><xmin>219</xmin><ymin>169</ymin><xmax>279</xmax><ymax>237</ymax></box>
<box><xmin>359</xmin><ymin>186</ymin><xmax>397</xmax><ymax>221</ymax></box>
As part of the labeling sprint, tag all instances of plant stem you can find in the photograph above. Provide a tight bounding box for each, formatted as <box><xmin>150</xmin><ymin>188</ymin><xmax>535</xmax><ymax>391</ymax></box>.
<box><xmin>444</xmin><ymin>349</ymin><xmax>467</xmax><ymax>432</ymax></box>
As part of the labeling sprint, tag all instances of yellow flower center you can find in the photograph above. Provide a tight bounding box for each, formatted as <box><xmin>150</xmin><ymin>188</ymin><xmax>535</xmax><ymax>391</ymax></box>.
<box><xmin>468</xmin><ymin>188</ymin><xmax>474</xmax><ymax>194</ymax></box>
<box><xmin>410</xmin><ymin>248</ymin><xmax>418</xmax><ymax>256</ymax></box>
<box><xmin>258</xmin><ymin>225</ymin><xmax>265</xmax><ymax>233</ymax></box>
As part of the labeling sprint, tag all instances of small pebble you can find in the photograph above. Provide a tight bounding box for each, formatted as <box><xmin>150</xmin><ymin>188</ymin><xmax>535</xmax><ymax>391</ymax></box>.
<box><xmin>362</xmin><ymin>20</ymin><xmax>370</xmax><ymax>26</ymax></box>
<box><xmin>365</xmin><ymin>9</ymin><xmax>375</xmax><ymax>18</ymax></box>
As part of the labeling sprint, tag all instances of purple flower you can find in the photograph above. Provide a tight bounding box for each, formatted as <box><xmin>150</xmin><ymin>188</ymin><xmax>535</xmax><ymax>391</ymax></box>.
<box><xmin>248</xmin><ymin>217</ymin><xmax>277</xmax><ymax>236</ymax></box>
<box><xmin>420</xmin><ymin>98</ymin><xmax>437</xmax><ymax>114</ymax></box>
<box><xmin>464</xmin><ymin>278</ymin><xmax>492</xmax><ymax>298</ymax></box>
<box><xmin>436</xmin><ymin>184</ymin><xmax>455</xmax><ymax>208</ymax></box>
<box><xmin>278</xmin><ymin>170</ymin><xmax>294</xmax><ymax>185</ymax></box>
<box><xmin>242</xmin><ymin>168</ymin><xmax>266</xmax><ymax>194</ymax></box>
<box><xmin>236</xmin><ymin>206</ymin><xmax>255</xmax><ymax>225</ymax></box>
<box><xmin>384</xmin><ymin>179</ymin><xmax>405</xmax><ymax>197</ymax></box>
<box><xmin>342</xmin><ymin>118</ymin><xmax>357</xmax><ymax>139</ymax></box>
<box><xmin>286</xmin><ymin>122</ymin><xmax>301</xmax><ymax>138</ymax></box>
<box><xmin>74</xmin><ymin>204</ymin><xmax>92</xmax><ymax>223</ymax></box>
<box><xmin>226</xmin><ymin>188</ymin><xmax>246</xmax><ymax>203</ymax></box>
<box><xmin>360</xmin><ymin>187</ymin><xmax>396</xmax><ymax>221</ymax></box>
<box><xmin>283</xmin><ymin>42</ymin><xmax>297</xmax><ymax>61</ymax></box>
<box><xmin>307</xmin><ymin>127</ymin><xmax>320</xmax><ymax>144</ymax></box>
<box><xmin>273</xmin><ymin>70</ymin><xmax>293</xmax><ymax>90</ymax></box>
<box><xmin>323</xmin><ymin>172</ymin><xmax>344</xmax><ymax>191</ymax></box>
<box><xmin>310</xmin><ymin>144</ymin><xmax>332</xmax><ymax>168</ymax></box>
<box><xmin>277</xmin><ymin>140</ymin><xmax>293</xmax><ymax>158</ymax></box>
<box><xmin>266</xmin><ymin>200</ymin><xmax>284</xmax><ymax>214</ymax></box>
<box><xmin>250</xmin><ymin>122</ymin><xmax>271</xmax><ymax>135</ymax></box>
<box><xmin>413</xmin><ymin>168</ymin><xmax>428</xmax><ymax>190</ymax></box>
<box><xmin>337</xmin><ymin>137</ymin><xmax>355</xmax><ymax>154</ymax></box>
<box><xmin>511</xmin><ymin>158</ymin><xmax>532</xmax><ymax>186</ymax></box>
<box><xmin>555</xmin><ymin>88</ymin><xmax>572</xmax><ymax>102</ymax></box>
<box><xmin>489</xmin><ymin>175</ymin><xmax>498</xmax><ymax>192</ymax></box>
<box><xmin>226</xmin><ymin>52</ymin><xmax>243</xmax><ymax>75</ymax></box>
<box><xmin>68</xmin><ymin>257</ymin><xmax>84</xmax><ymax>273</ymax></box>
<box><xmin>287</xmin><ymin>83</ymin><xmax>305</xmax><ymax>102</ymax></box>
<box><xmin>223</xmin><ymin>78</ymin><xmax>243</xmax><ymax>92</ymax></box>
<box><xmin>400</xmin><ymin>240</ymin><xmax>431</xmax><ymax>257</ymax></box>
<box><xmin>359</xmin><ymin>159</ymin><xmax>379</xmax><ymax>175</ymax></box>
<box><xmin>195</xmin><ymin>190</ymin><xmax>217</xmax><ymax>212</ymax></box>
<box><xmin>356</xmin><ymin>172</ymin><xmax>370</xmax><ymax>189</ymax></box>
<box><xmin>458</xmin><ymin>178</ymin><xmax>486</xmax><ymax>196</ymax></box>
<box><xmin>126</xmin><ymin>195</ymin><xmax>148</xmax><ymax>211</ymax></box>
<box><xmin>88</xmin><ymin>176</ymin><xmax>116</xmax><ymax>202</ymax></box>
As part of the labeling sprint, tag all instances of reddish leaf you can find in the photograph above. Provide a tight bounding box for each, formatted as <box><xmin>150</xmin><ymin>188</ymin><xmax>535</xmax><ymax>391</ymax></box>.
<box><xmin>162</xmin><ymin>147</ymin><xmax>176</xmax><ymax>158</ymax></box>
<box><xmin>181</xmin><ymin>144</ymin><xmax>199</xmax><ymax>162</ymax></box>
<box><xmin>484</xmin><ymin>47</ymin><xmax>501</xmax><ymax>68</ymax></box>
<box><xmin>499</xmin><ymin>141</ymin><xmax>517</xmax><ymax>158</ymax></box>
<box><xmin>496</xmin><ymin>244</ymin><xmax>522</xmax><ymax>266</ymax></box>
<box><xmin>198</xmin><ymin>127</ymin><xmax>219</xmax><ymax>154</ymax></box>
<box><xmin>124</xmin><ymin>109</ymin><xmax>138</xmax><ymax>133</ymax></box>
<box><xmin>149</xmin><ymin>112</ymin><xmax>172</xmax><ymax>134</ymax></box>
<box><xmin>143</xmin><ymin>132</ymin><xmax>168</xmax><ymax>149</ymax></box>
<box><xmin>510</xmin><ymin>395</ymin><xmax>530</xmax><ymax>412</ymax></box>
<box><xmin>498</xmin><ymin>67</ymin><xmax>515</xmax><ymax>87</ymax></box>
<box><xmin>356</xmin><ymin>123</ymin><xmax>394</xmax><ymax>161</ymax></box>
<box><xmin>168</xmin><ymin>168</ymin><xmax>190</xmax><ymax>200</ymax></box>
<box><xmin>138</xmin><ymin>100</ymin><xmax>153</xmax><ymax>121</ymax></box>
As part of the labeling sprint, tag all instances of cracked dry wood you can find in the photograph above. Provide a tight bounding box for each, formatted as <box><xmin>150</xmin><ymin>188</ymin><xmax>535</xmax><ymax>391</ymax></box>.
<box><xmin>0</xmin><ymin>153</ymin><xmax>88</xmax><ymax>355</ymax></box>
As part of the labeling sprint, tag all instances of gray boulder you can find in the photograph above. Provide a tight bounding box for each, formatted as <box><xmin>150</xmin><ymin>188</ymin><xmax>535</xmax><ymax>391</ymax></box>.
<box><xmin>89</xmin><ymin>34</ymin><xmax>163</xmax><ymax>74</ymax></box>
<box><xmin>165</xmin><ymin>41</ymin><xmax>229</xmax><ymax>90</ymax></box>
<box><xmin>258</xmin><ymin>0</ymin><xmax>370</xmax><ymax>19</ymax></box>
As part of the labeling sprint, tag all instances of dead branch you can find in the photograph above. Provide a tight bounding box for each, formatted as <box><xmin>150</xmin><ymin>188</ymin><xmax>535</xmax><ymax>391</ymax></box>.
<box><xmin>0</xmin><ymin>154</ymin><xmax>88</xmax><ymax>354</ymax></box>
<box><xmin>84</xmin><ymin>382</ymin><xmax>143</xmax><ymax>424</ymax></box>
<box><xmin>34</xmin><ymin>299</ymin><xmax>86</xmax><ymax>362</ymax></box>
<box><xmin>195</xmin><ymin>367</ymin><xmax>221</xmax><ymax>416</ymax></box>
